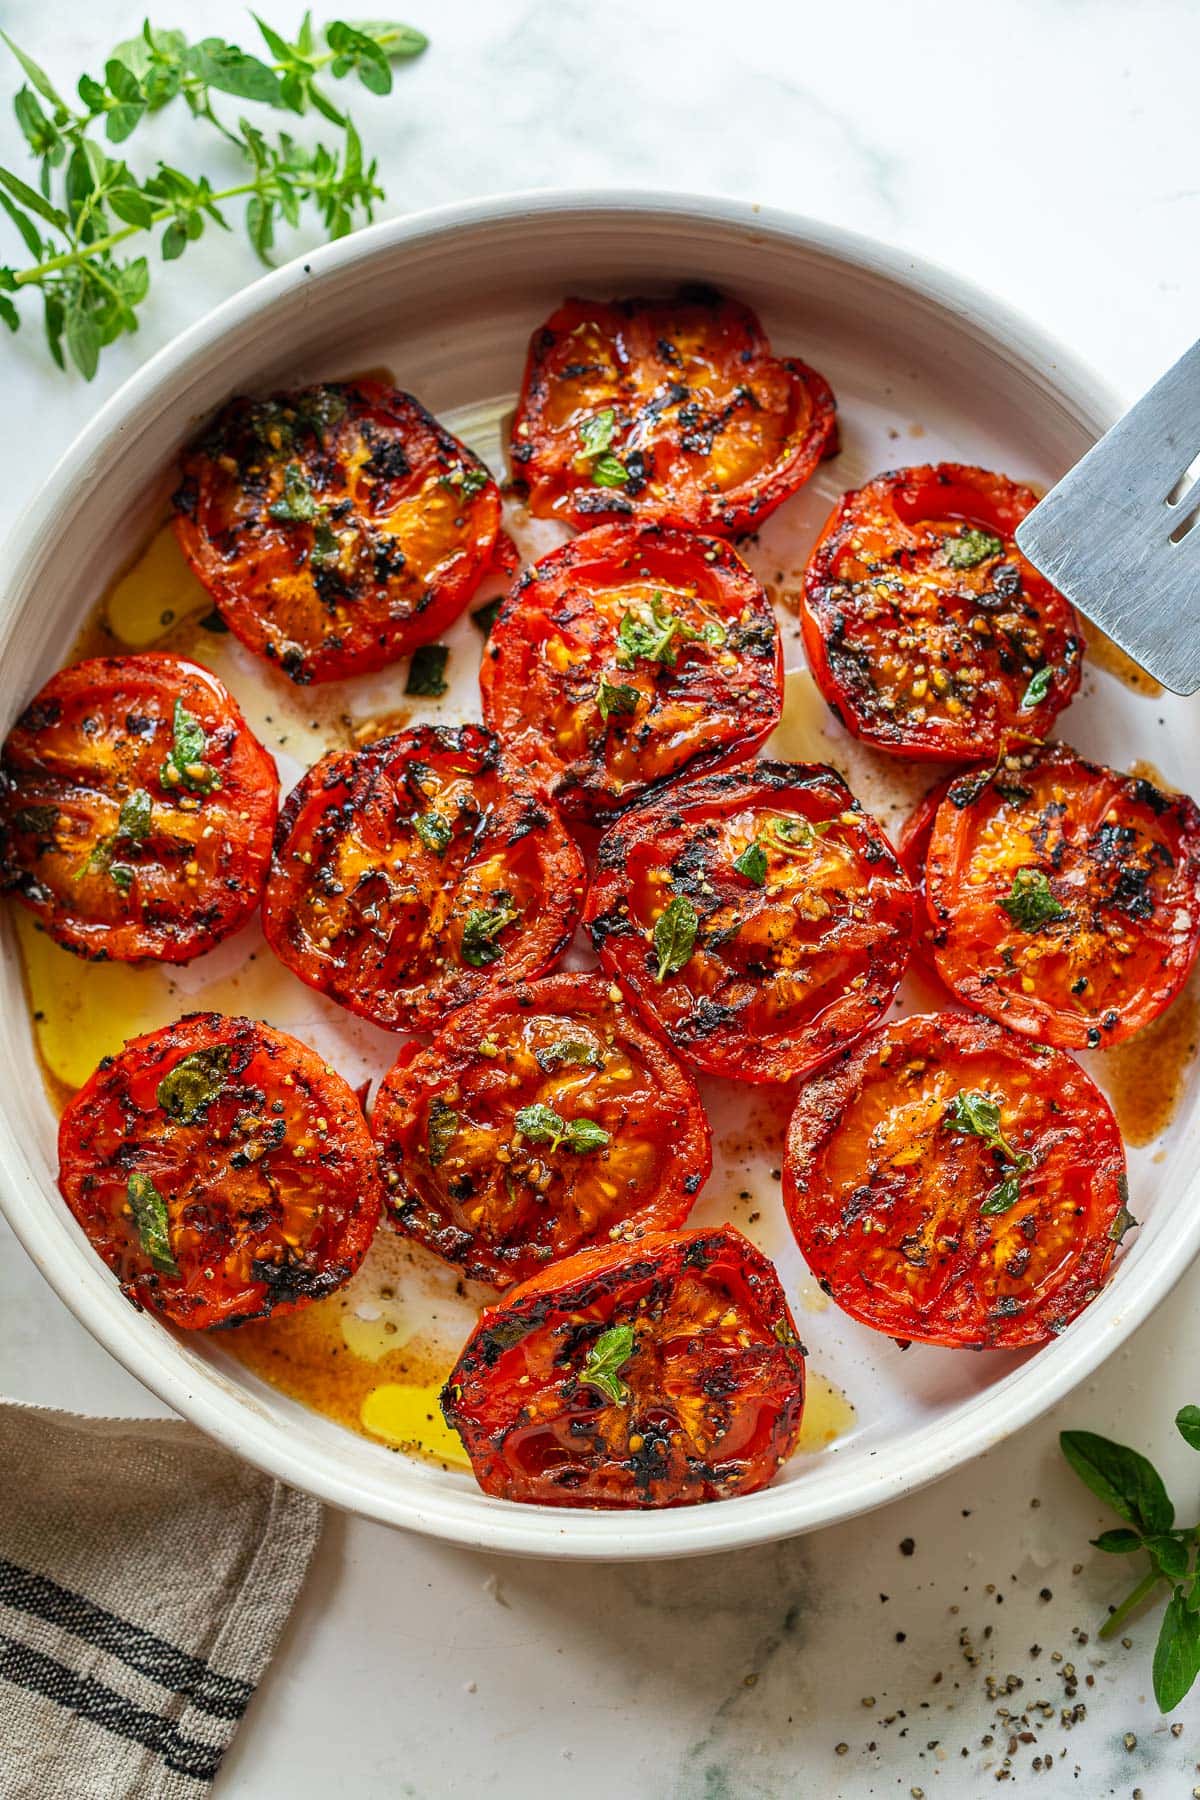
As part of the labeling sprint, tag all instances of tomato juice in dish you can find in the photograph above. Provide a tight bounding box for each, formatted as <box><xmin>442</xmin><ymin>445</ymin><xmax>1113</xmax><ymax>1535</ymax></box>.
<box><xmin>8</xmin><ymin>321</ymin><xmax>1197</xmax><ymax>1498</ymax></box>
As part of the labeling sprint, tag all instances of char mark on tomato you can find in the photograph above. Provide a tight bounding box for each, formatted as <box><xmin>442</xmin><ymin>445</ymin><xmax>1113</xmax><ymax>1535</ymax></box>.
<box><xmin>172</xmin><ymin>379</ymin><xmax>504</xmax><ymax>684</ymax></box>
<box><xmin>480</xmin><ymin>523</ymin><xmax>783</xmax><ymax>821</ymax></box>
<box><xmin>262</xmin><ymin>722</ymin><xmax>585</xmax><ymax>1033</ymax></box>
<box><xmin>371</xmin><ymin>973</ymin><xmax>712</xmax><ymax>1287</ymax></box>
<box><xmin>800</xmin><ymin>464</ymin><xmax>1082</xmax><ymax>762</ymax></box>
<box><xmin>783</xmin><ymin>1011</ymin><xmax>1130</xmax><ymax>1349</ymax></box>
<box><xmin>441</xmin><ymin>1227</ymin><xmax>805</xmax><ymax>1507</ymax></box>
<box><xmin>509</xmin><ymin>290</ymin><xmax>837</xmax><ymax>537</ymax></box>
<box><xmin>0</xmin><ymin>653</ymin><xmax>277</xmax><ymax>963</ymax></box>
<box><xmin>921</xmin><ymin>742</ymin><xmax>1200</xmax><ymax>1049</ymax></box>
<box><xmin>56</xmin><ymin>1012</ymin><xmax>382</xmax><ymax>1330</ymax></box>
<box><xmin>584</xmin><ymin>760</ymin><xmax>914</xmax><ymax>1083</ymax></box>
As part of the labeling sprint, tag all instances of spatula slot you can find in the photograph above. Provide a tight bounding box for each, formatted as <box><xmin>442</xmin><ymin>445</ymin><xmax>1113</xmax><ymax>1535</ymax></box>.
<box><xmin>1166</xmin><ymin>448</ymin><xmax>1200</xmax><ymax>508</ymax></box>
<box><xmin>1168</xmin><ymin>500</ymin><xmax>1200</xmax><ymax>546</ymax></box>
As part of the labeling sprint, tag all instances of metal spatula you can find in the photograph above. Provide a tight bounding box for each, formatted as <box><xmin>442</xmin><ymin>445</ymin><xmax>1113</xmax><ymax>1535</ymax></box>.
<box><xmin>1015</xmin><ymin>337</ymin><xmax>1200</xmax><ymax>694</ymax></box>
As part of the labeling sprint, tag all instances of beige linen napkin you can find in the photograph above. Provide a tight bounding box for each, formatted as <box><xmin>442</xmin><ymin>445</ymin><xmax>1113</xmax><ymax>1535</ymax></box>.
<box><xmin>0</xmin><ymin>1401</ymin><xmax>323</xmax><ymax>1799</ymax></box>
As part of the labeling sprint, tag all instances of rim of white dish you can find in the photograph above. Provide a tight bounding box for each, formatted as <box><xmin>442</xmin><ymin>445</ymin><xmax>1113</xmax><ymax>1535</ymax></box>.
<box><xmin>2</xmin><ymin>188</ymin><xmax>1175</xmax><ymax>1563</ymax></box>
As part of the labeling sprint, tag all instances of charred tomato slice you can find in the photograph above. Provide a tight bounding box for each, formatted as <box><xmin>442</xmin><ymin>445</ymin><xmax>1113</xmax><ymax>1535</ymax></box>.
<box><xmin>172</xmin><ymin>380</ymin><xmax>505</xmax><ymax>684</ymax></box>
<box><xmin>57</xmin><ymin>1012</ymin><xmax>382</xmax><ymax>1329</ymax></box>
<box><xmin>923</xmin><ymin>742</ymin><xmax>1200</xmax><ymax>1048</ymax></box>
<box><xmin>585</xmin><ymin>761</ymin><xmax>915</xmax><ymax>1083</ymax></box>
<box><xmin>441</xmin><ymin>1227</ymin><xmax>805</xmax><ymax>1507</ymax></box>
<box><xmin>801</xmin><ymin>464</ymin><xmax>1082</xmax><ymax>760</ymax></box>
<box><xmin>262</xmin><ymin>723</ymin><xmax>585</xmax><ymax>1032</ymax></box>
<box><xmin>372</xmin><ymin>973</ymin><xmax>712</xmax><ymax>1287</ymax></box>
<box><xmin>510</xmin><ymin>290</ymin><xmax>837</xmax><ymax>536</ymax></box>
<box><xmin>480</xmin><ymin>523</ymin><xmax>782</xmax><ymax>820</ymax></box>
<box><xmin>783</xmin><ymin>1011</ymin><xmax>1130</xmax><ymax>1349</ymax></box>
<box><xmin>0</xmin><ymin>653</ymin><xmax>277</xmax><ymax>963</ymax></box>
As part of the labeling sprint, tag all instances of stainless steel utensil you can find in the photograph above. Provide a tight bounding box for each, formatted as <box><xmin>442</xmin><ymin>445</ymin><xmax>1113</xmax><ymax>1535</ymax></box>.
<box><xmin>1016</xmin><ymin>338</ymin><xmax>1200</xmax><ymax>694</ymax></box>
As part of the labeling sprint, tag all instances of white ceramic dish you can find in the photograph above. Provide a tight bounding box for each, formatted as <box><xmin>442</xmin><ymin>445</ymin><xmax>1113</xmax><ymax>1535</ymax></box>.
<box><xmin>2</xmin><ymin>190</ymin><xmax>1195</xmax><ymax>1562</ymax></box>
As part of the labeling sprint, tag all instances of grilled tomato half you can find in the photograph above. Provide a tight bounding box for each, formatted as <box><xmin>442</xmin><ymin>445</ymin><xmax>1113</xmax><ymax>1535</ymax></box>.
<box><xmin>0</xmin><ymin>653</ymin><xmax>276</xmax><ymax>962</ymax></box>
<box><xmin>800</xmin><ymin>464</ymin><xmax>1081</xmax><ymax>760</ymax></box>
<box><xmin>441</xmin><ymin>1227</ymin><xmax>806</xmax><ymax>1507</ymax></box>
<box><xmin>510</xmin><ymin>289</ymin><xmax>837</xmax><ymax>535</ymax></box>
<box><xmin>922</xmin><ymin>743</ymin><xmax>1200</xmax><ymax>1048</ymax></box>
<box><xmin>585</xmin><ymin>761</ymin><xmax>914</xmax><ymax>1082</ymax></box>
<box><xmin>57</xmin><ymin>1012</ymin><xmax>382</xmax><ymax>1329</ymax></box>
<box><xmin>480</xmin><ymin>523</ymin><xmax>782</xmax><ymax>820</ymax></box>
<box><xmin>372</xmin><ymin>973</ymin><xmax>712</xmax><ymax>1287</ymax></box>
<box><xmin>783</xmin><ymin>1012</ymin><xmax>1131</xmax><ymax>1349</ymax></box>
<box><xmin>262</xmin><ymin>723</ymin><xmax>585</xmax><ymax>1032</ymax></box>
<box><xmin>172</xmin><ymin>379</ymin><xmax>505</xmax><ymax>683</ymax></box>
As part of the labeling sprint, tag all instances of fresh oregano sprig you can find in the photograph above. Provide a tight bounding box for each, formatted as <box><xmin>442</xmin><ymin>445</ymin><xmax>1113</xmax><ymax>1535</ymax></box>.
<box><xmin>1061</xmin><ymin>1407</ymin><xmax>1200</xmax><ymax>1711</ymax></box>
<box><xmin>0</xmin><ymin>14</ymin><xmax>427</xmax><ymax>376</ymax></box>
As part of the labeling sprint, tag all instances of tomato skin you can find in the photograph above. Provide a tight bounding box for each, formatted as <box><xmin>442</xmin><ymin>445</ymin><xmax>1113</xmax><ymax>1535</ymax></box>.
<box><xmin>0</xmin><ymin>653</ymin><xmax>277</xmax><ymax>963</ymax></box>
<box><xmin>783</xmin><ymin>1012</ymin><xmax>1129</xmax><ymax>1350</ymax></box>
<box><xmin>924</xmin><ymin>743</ymin><xmax>1200</xmax><ymax>1049</ymax></box>
<box><xmin>372</xmin><ymin>974</ymin><xmax>712</xmax><ymax>1287</ymax></box>
<box><xmin>801</xmin><ymin>464</ymin><xmax>1082</xmax><ymax>761</ymax></box>
<box><xmin>262</xmin><ymin>723</ymin><xmax>586</xmax><ymax>1033</ymax></box>
<box><xmin>896</xmin><ymin>773</ymin><xmax>956</xmax><ymax>990</ymax></box>
<box><xmin>57</xmin><ymin>1012</ymin><xmax>382</xmax><ymax>1330</ymax></box>
<box><xmin>510</xmin><ymin>291</ymin><xmax>837</xmax><ymax>536</ymax></box>
<box><xmin>585</xmin><ymin>761</ymin><xmax>915</xmax><ymax>1083</ymax></box>
<box><xmin>173</xmin><ymin>380</ymin><xmax>503</xmax><ymax>684</ymax></box>
<box><xmin>480</xmin><ymin>523</ymin><xmax>783</xmax><ymax>820</ymax></box>
<box><xmin>442</xmin><ymin>1227</ymin><xmax>805</xmax><ymax>1508</ymax></box>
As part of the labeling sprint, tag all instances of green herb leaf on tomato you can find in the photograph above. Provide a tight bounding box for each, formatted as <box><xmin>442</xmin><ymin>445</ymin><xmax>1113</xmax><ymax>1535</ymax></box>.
<box><xmin>268</xmin><ymin>460</ymin><xmax>320</xmax><ymax>522</ymax></box>
<box><xmin>413</xmin><ymin>809</ymin><xmax>452</xmax><ymax>855</ymax></box>
<box><xmin>578</xmin><ymin>1322</ymin><xmax>635</xmax><ymax>1405</ymax></box>
<box><xmin>514</xmin><ymin>1102</ymin><xmax>610</xmax><ymax>1155</ymax></box>
<box><xmin>534</xmin><ymin>1039</ymin><xmax>604</xmax><ymax>1074</ymax></box>
<box><xmin>460</xmin><ymin>893</ymin><xmax>520</xmax><ymax>967</ymax></box>
<box><xmin>1021</xmin><ymin>666</ymin><xmax>1055</xmax><ymax>709</ymax></box>
<box><xmin>160</xmin><ymin>699</ymin><xmax>219</xmax><ymax>794</ymax></box>
<box><xmin>596</xmin><ymin>676</ymin><xmax>640</xmax><ymax>723</ymax></box>
<box><xmin>156</xmin><ymin>1044</ymin><xmax>232</xmax><ymax>1124</ymax></box>
<box><xmin>126</xmin><ymin>1169</ymin><xmax>178</xmax><ymax>1274</ymax></box>
<box><xmin>426</xmin><ymin>1094</ymin><xmax>459</xmax><ymax>1167</ymax></box>
<box><xmin>652</xmin><ymin>894</ymin><xmax>698</xmax><ymax>983</ymax></box>
<box><xmin>944</xmin><ymin>526</ymin><xmax>1004</xmax><ymax>569</ymax></box>
<box><xmin>732</xmin><ymin>841</ymin><xmax>768</xmax><ymax>885</ymax></box>
<box><xmin>1001</xmin><ymin>867</ymin><xmax>1067</xmax><ymax>931</ymax></box>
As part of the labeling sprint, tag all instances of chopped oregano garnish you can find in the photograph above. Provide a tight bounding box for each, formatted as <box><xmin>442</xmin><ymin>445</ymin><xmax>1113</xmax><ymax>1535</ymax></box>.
<box><xmin>579</xmin><ymin>408</ymin><xmax>617</xmax><ymax>457</ymax></box>
<box><xmin>413</xmin><ymin>810</ymin><xmax>452</xmax><ymax>855</ymax></box>
<box><xmin>1000</xmin><ymin>867</ymin><xmax>1067</xmax><ymax>931</ymax></box>
<box><xmin>440</xmin><ymin>462</ymin><xmax>490</xmax><ymax>501</ymax></box>
<box><xmin>616</xmin><ymin>594</ymin><xmax>726</xmax><ymax>671</ymax></box>
<box><xmin>592</xmin><ymin>452</ymin><xmax>631</xmax><ymax>488</ymax></box>
<box><xmin>1021</xmin><ymin>666</ymin><xmax>1054</xmax><ymax>709</ymax></box>
<box><xmin>160</xmin><ymin>699</ymin><xmax>219</xmax><ymax>794</ymax></box>
<box><xmin>652</xmin><ymin>894</ymin><xmax>698</xmax><ymax>982</ymax></box>
<box><xmin>578</xmin><ymin>1322</ymin><xmax>635</xmax><ymax>1405</ymax></box>
<box><xmin>156</xmin><ymin>1045</ymin><xmax>231</xmax><ymax>1124</ymax></box>
<box><xmin>426</xmin><ymin>1095</ymin><xmax>459</xmax><ymax>1167</ymax></box>
<box><xmin>77</xmin><ymin>786</ymin><xmax>152</xmax><ymax>886</ymax></box>
<box><xmin>268</xmin><ymin>461</ymin><xmax>320</xmax><ymax>522</ymax></box>
<box><xmin>405</xmin><ymin>644</ymin><xmax>450</xmax><ymax>698</ymax></box>
<box><xmin>732</xmin><ymin>841</ymin><xmax>768</xmax><ymax>886</ymax></box>
<box><xmin>764</xmin><ymin>814</ymin><xmax>834</xmax><ymax>857</ymax></box>
<box><xmin>461</xmin><ymin>894</ymin><xmax>520</xmax><ymax>967</ymax></box>
<box><xmin>943</xmin><ymin>1087</ymin><xmax>1031</xmax><ymax>1215</ymax></box>
<box><xmin>513</xmin><ymin>1103</ymin><xmax>610</xmax><ymax>1155</ymax></box>
<box><xmin>535</xmin><ymin>1039</ymin><xmax>604</xmax><ymax>1074</ymax></box>
<box><xmin>1059</xmin><ymin>1407</ymin><xmax>1200</xmax><ymax>1711</ymax></box>
<box><xmin>596</xmin><ymin>676</ymin><xmax>640</xmax><ymax>723</ymax></box>
<box><xmin>126</xmin><ymin>1170</ymin><xmax>178</xmax><ymax>1275</ymax></box>
<box><xmin>944</xmin><ymin>526</ymin><xmax>1004</xmax><ymax>569</ymax></box>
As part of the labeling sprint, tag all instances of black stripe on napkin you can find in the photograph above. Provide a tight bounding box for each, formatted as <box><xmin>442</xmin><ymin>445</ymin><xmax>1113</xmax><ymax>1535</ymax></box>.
<box><xmin>0</xmin><ymin>1634</ymin><xmax>223</xmax><ymax>1782</ymax></box>
<box><xmin>0</xmin><ymin>1559</ymin><xmax>252</xmax><ymax>1721</ymax></box>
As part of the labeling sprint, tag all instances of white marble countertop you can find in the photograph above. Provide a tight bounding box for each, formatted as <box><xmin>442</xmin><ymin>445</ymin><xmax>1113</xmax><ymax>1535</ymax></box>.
<box><xmin>2</xmin><ymin>2</ymin><xmax>1199</xmax><ymax>1794</ymax></box>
